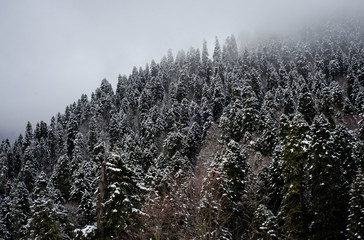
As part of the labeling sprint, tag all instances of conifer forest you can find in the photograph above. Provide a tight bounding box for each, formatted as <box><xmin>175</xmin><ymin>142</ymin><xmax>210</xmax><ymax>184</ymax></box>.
<box><xmin>1</xmin><ymin>17</ymin><xmax>364</xmax><ymax>239</ymax></box>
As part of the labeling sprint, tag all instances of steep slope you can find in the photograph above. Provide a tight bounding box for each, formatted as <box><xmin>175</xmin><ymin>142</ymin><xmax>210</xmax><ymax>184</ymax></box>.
<box><xmin>0</xmin><ymin>17</ymin><xmax>364</xmax><ymax>239</ymax></box>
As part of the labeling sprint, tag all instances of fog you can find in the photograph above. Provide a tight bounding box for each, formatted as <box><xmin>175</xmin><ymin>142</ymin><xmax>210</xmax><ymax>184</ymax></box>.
<box><xmin>0</xmin><ymin>0</ymin><xmax>363</xmax><ymax>142</ymax></box>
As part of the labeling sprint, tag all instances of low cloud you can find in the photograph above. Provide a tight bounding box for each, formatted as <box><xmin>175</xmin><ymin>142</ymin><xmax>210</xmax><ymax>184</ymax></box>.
<box><xmin>0</xmin><ymin>0</ymin><xmax>363</xmax><ymax>142</ymax></box>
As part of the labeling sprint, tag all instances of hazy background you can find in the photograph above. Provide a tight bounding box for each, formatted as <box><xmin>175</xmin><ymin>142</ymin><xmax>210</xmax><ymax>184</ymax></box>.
<box><xmin>1</xmin><ymin>0</ymin><xmax>363</xmax><ymax>142</ymax></box>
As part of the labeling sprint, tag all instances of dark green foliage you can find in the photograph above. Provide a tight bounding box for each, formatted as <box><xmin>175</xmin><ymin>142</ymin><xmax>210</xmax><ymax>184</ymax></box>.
<box><xmin>27</xmin><ymin>197</ymin><xmax>64</xmax><ymax>240</ymax></box>
<box><xmin>185</xmin><ymin>122</ymin><xmax>202</xmax><ymax>158</ymax></box>
<box><xmin>347</xmin><ymin>171</ymin><xmax>364</xmax><ymax>240</ymax></box>
<box><xmin>297</xmin><ymin>85</ymin><xmax>316</xmax><ymax>125</ymax></box>
<box><xmin>102</xmin><ymin>150</ymin><xmax>145</xmax><ymax>238</ymax></box>
<box><xmin>0</xmin><ymin>196</ymin><xmax>12</xmax><ymax>240</ymax></box>
<box><xmin>251</xmin><ymin>204</ymin><xmax>279</xmax><ymax>240</ymax></box>
<box><xmin>20</xmin><ymin>148</ymin><xmax>38</xmax><ymax>192</ymax></box>
<box><xmin>280</xmin><ymin>114</ymin><xmax>310</xmax><ymax>240</ymax></box>
<box><xmin>66</xmin><ymin>115</ymin><xmax>79</xmax><ymax>157</ymax></box>
<box><xmin>259</xmin><ymin>150</ymin><xmax>284</xmax><ymax>215</ymax></box>
<box><xmin>51</xmin><ymin>155</ymin><xmax>71</xmax><ymax>201</ymax></box>
<box><xmin>77</xmin><ymin>190</ymin><xmax>96</xmax><ymax>227</ymax></box>
<box><xmin>23</xmin><ymin>121</ymin><xmax>33</xmax><ymax>151</ymax></box>
<box><xmin>220</xmin><ymin>99</ymin><xmax>245</xmax><ymax>141</ymax></box>
<box><xmin>8</xmin><ymin>181</ymin><xmax>30</xmax><ymax>239</ymax></box>
<box><xmin>163</xmin><ymin>130</ymin><xmax>187</xmax><ymax>158</ymax></box>
<box><xmin>308</xmin><ymin>115</ymin><xmax>348</xmax><ymax>240</ymax></box>
<box><xmin>211</xmin><ymin>140</ymin><xmax>251</xmax><ymax>237</ymax></box>
<box><xmin>211</xmin><ymin>76</ymin><xmax>226</xmax><ymax>121</ymax></box>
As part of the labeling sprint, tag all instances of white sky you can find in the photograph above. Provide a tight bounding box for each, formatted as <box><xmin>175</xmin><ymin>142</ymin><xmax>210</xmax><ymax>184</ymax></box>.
<box><xmin>0</xmin><ymin>0</ymin><xmax>363</xmax><ymax>141</ymax></box>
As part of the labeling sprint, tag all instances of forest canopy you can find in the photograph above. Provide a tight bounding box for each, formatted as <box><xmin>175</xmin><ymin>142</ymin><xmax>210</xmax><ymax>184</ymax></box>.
<box><xmin>0</xmin><ymin>17</ymin><xmax>364</xmax><ymax>239</ymax></box>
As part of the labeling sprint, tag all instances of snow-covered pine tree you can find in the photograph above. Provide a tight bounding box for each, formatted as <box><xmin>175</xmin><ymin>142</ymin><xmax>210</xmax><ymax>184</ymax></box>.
<box><xmin>308</xmin><ymin>114</ymin><xmax>348</xmax><ymax>240</ymax></box>
<box><xmin>346</xmin><ymin>170</ymin><xmax>364</xmax><ymax>240</ymax></box>
<box><xmin>280</xmin><ymin>113</ymin><xmax>310</xmax><ymax>240</ymax></box>
<box><xmin>101</xmin><ymin>149</ymin><xmax>146</xmax><ymax>238</ymax></box>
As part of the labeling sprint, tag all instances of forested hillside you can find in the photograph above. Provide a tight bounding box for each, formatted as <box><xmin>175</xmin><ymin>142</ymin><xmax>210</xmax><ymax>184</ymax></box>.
<box><xmin>1</xmin><ymin>18</ymin><xmax>364</xmax><ymax>239</ymax></box>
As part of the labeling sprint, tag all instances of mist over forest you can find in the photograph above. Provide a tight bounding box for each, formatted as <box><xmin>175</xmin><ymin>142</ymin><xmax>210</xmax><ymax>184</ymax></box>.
<box><xmin>1</xmin><ymin>1</ymin><xmax>364</xmax><ymax>240</ymax></box>
<box><xmin>1</xmin><ymin>0</ymin><xmax>364</xmax><ymax>142</ymax></box>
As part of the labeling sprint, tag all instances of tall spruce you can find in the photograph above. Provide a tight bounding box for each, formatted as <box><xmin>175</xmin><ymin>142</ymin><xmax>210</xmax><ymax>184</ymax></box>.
<box><xmin>308</xmin><ymin>114</ymin><xmax>348</xmax><ymax>239</ymax></box>
<box><xmin>280</xmin><ymin>114</ymin><xmax>310</xmax><ymax>240</ymax></box>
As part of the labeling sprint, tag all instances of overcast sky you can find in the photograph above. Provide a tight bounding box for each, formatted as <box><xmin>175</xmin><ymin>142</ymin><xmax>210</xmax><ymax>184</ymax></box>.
<box><xmin>0</xmin><ymin>0</ymin><xmax>363</xmax><ymax>142</ymax></box>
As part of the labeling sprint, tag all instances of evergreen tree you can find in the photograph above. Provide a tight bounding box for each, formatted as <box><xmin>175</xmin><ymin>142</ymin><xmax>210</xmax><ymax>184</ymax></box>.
<box><xmin>51</xmin><ymin>154</ymin><xmax>71</xmax><ymax>201</ymax></box>
<box><xmin>347</xmin><ymin>171</ymin><xmax>364</xmax><ymax>240</ymax></box>
<box><xmin>102</xmin><ymin>150</ymin><xmax>145</xmax><ymax>238</ymax></box>
<box><xmin>109</xmin><ymin>110</ymin><xmax>124</xmax><ymax>149</ymax></box>
<box><xmin>251</xmin><ymin>204</ymin><xmax>279</xmax><ymax>240</ymax></box>
<box><xmin>20</xmin><ymin>147</ymin><xmax>38</xmax><ymax>192</ymax></box>
<box><xmin>77</xmin><ymin>189</ymin><xmax>96</xmax><ymax>227</ymax></box>
<box><xmin>23</xmin><ymin>121</ymin><xmax>33</xmax><ymax>151</ymax></box>
<box><xmin>202</xmin><ymin>39</ymin><xmax>209</xmax><ymax>67</ymax></box>
<box><xmin>8</xmin><ymin>180</ymin><xmax>30</xmax><ymax>239</ymax></box>
<box><xmin>226</xmin><ymin>34</ymin><xmax>239</xmax><ymax>64</ymax></box>
<box><xmin>0</xmin><ymin>196</ymin><xmax>12</xmax><ymax>240</ymax></box>
<box><xmin>66</xmin><ymin>113</ymin><xmax>79</xmax><ymax>157</ymax></box>
<box><xmin>0</xmin><ymin>141</ymin><xmax>10</xmax><ymax>196</ymax></box>
<box><xmin>280</xmin><ymin>114</ymin><xmax>310</xmax><ymax>240</ymax></box>
<box><xmin>259</xmin><ymin>149</ymin><xmax>284</xmax><ymax>215</ymax></box>
<box><xmin>220</xmin><ymin>99</ymin><xmax>245</xmax><ymax>141</ymax></box>
<box><xmin>27</xmin><ymin>197</ymin><xmax>64</xmax><ymax>239</ymax></box>
<box><xmin>212</xmin><ymin>140</ymin><xmax>251</xmax><ymax>238</ymax></box>
<box><xmin>297</xmin><ymin>84</ymin><xmax>316</xmax><ymax>125</ymax></box>
<box><xmin>49</xmin><ymin>116</ymin><xmax>58</xmax><ymax>162</ymax></box>
<box><xmin>88</xmin><ymin>116</ymin><xmax>99</xmax><ymax>153</ymax></box>
<box><xmin>11</xmin><ymin>135</ymin><xmax>23</xmax><ymax>178</ymax></box>
<box><xmin>213</xmin><ymin>37</ymin><xmax>222</xmax><ymax>64</ymax></box>
<box><xmin>211</xmin><ymin>75</ymin><xmax>226</xmax><ymax>121</ymax></box>
<box><xmin>308</xmin><ymin>114</ymin><xmax>348</xmax><ymax>240</ymax></box>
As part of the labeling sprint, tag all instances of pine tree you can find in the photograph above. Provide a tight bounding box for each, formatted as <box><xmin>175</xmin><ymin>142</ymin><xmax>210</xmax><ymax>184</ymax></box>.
<box><xmin>226</xmin><ymin>34</ymin><xmax>239</xmax><ymax>64</ymax></box>
<box><xmin>211</xmin><ymin>75</ymin><xmax>226</xmax><ymax>121</ymax></box>
<box><xmin>186</xmin><ymin>122</ymin><xmax>202</xmax><ymax>159</ymax></box>
<box><xmin>251</xmin><ymin>204</ymin><xmax>279</xmax><ymax>240</ymax></box>
<box><xmin>0</xmin><ymin>196</ymin><xmax>11</xmax><ymax>239</ymax></box>
<box><xmin>92</xmin><ymin>78</ymin><xmax>115</xmax><ymax>116</ymax></box>
<box><xmin>212</xmin><ymin>140</ymin><xmax>251</xmax><ymax>238</ymax></box>
<box><xmin>8</xmin><ymin>180</ymin><xmax>30</xmax><ymax>239</ymax></box>
<box><xmin>0</xmin><ymin>140</ymin><xmax>10</xmax><ymax>196</ymax></box>
<box><xmin>11</xmin><ymin>135</ymin><xmax>23</xmax><ymax>179</ymax></box>
<box><xmin>27</xmin><ymin>197</ymin><xmax>64</xmax><ymax>239</ymax></box>
<box><xmin>102</xmin><ymin>150</ymin><xmax>146</xmax><ymax>238</ymax></box>
<box><xmin>280</xmin><ymin>114</ymin><xmax>310</xmax><ymax>240</ymax></box>
<box><xmin>51</xmin><ymin>154</ymin><xmax>71</xmax><ymax>201</ymax></box>
<box><xmin>309</xmin><ymin>114</ymin><xmax>348</xmax><ymax>239</ymax></box>
<box><xmin>49</xmin><ymin>116</ymin><xmax>57</xmax><ymax>163</ymax></box>
<box><xmin>20</xmin><ymin>147</ymin><xmax>38</xmax><ymax>192</ymax></box>
<box><xmin>220</xmin><ymin>99</ymin><xmax>245</xmax><ymax>141</ymax></box>
<box><xmin>66</xmin><ymin>113</ymin><xmax>79</xmax><ymax>157</ymax></box>
<box><xmin>297</xmin><ymin>84</ymin><xmax>316</xmax><ymax>125</ymax></box>
<box><xmin>259</xmin><ymin>149</ymin><xmax>284</xmax><ymax>215</ymax></box>
<box><xmin>27</xmin><ymin>171</ymin><xmax>66</xmax><ymax>239</ymax></box>
<box><xmin>202</xmin><ymin>39</ymin><xmax>209</xmax><ymax>67</ymax></box>
<box><xmin>213</xmin><ymin>37</ymin><xmax>222</xmax><ymax>64</ymax></box>
<box><xmin>88</xmin><ymin>116</ymin><xmax>99</xmax><ymax>153</ymax></box>
<box><xmin>77</xmin><ymin>189</ymin><xmax>96</xmax><ymax>227</ymax></box>
<box><xmin>347</xmin><ymin>171</ymin><xmax>364</xmax><ymax>240</ymax></box>
<box><xmin>109</xmin><ymin>110</ymin><xmax>124</xmax><ymax>149</ymax></box>
<box><xmin>23</xmin><ymin>121</ymin><xmax>34</xmax><ymax>151</ymax></box>
<box><xmin>69</xmin><ymin>158</ymin><xmax>98</xmax><ymax>203</ymax></box>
